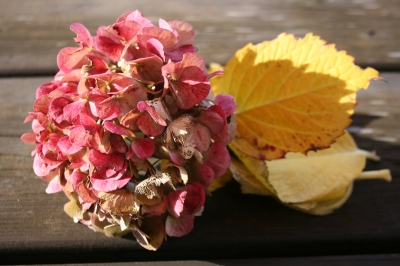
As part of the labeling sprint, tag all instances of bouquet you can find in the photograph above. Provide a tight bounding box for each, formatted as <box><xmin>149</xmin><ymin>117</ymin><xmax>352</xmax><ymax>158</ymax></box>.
<box><xmin>22</xmin><ymin>9</ymin><xmax>391</xmax><ymax>250</ymax></box>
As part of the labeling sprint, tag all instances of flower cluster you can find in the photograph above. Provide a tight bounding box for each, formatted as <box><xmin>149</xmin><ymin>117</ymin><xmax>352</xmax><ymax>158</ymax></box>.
<box><xmin>21</xmin><ymin>10</ymin><xmax>236</xmax><ymax>250</ymax></box>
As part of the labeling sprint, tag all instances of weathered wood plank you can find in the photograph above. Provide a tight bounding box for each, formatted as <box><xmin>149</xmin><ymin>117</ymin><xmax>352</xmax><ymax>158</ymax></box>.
<box><xmin>0</xmin><ymin>0</ymin><xmax>400</xmax><ymax>75</ymax></box>
<box><xmin>0</xmin><ymin>73</ymin><xmax>399</xmax><ymax>264</ymax></box>
<box><xmin>24</xmin><ymin>254</ymin><xmax>400</xmax><ymax>266</ymax></box>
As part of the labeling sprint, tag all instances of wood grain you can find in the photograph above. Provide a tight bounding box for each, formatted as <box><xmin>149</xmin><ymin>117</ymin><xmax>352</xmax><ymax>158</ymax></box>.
<box><xmin>0</xmin><ymin>73</ymin><xmax>399</xmax><ymax>264</ymax></box>
<box><xmin>22</xmin><ymin>254</ymin><xmax>400</xmax><ymax>266</ymax></box>
<box><xmin>0</xmin><ymin>0</ymin><xmax>400</xmax><ymax>75</ymax></box>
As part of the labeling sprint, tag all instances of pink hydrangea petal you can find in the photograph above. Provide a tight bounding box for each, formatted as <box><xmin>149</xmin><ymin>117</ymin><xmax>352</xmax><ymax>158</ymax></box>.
<box><xmin>42</xmin><ymin>136</ymin><xmax>66</xmax><ymax>161</ymax></box>
<box><xmin>104</xmin><ymin>121</ymin><xmax>135</xmax><ymax>137</ymax></box>
<box><xmin>68</xmin><ymin>149</ymin><xmax>89</xmax><ymax>170</ymax></box>
<box><xmin>88</xmin><ymin>150</ymin><xmax>125</xmax><ymax>171</ymax></box>
<box><xmin>158</xmin><ymin>19</ymin><xmax>196</xmax><ymax>61</ymax></box>
<box><xmin>162</xmin><ymin>54</ymin><xmax>210</xmax><ymax>109</ymax></box>
<box><xmin>168</xmin><ymin>182</ymin><xmax>205</xmax><ymax>218</ymax></box>
<box><xmin>208</xmin><ymin>70</ymin><xmax>224</xmax><ymax>80</ymax></box>
<box><xmin>36</xmin><ymin>81</ymin><xmax>59</xmax><ymax>98</ymax></box>
<box><xmin>95</xmin><ymin>35</ymin><xmax>124</xmax><ymax>62</ymax></box>
<box><xmin>130</xmin><ymin>138</ymin><xmax>155</xmax><ymax>159</ymax></box>
<box><xmin>167</xmin><ymin>147</ymin><xmax>185</xmax><ymax>166</ymax></box>
<box><xmin>49</xmin><ymin>96</ymin><xmax>72</xmax><ymax>124</ymax></box>
<box><xmin>172</xmin><ymin>66</ymin><xmax>211</xmax><ymax>109</ymax></box>
<box><xmin>146</xmin><ymin>38</ymin><xmax>165</xmax><ymax>62</ymax></box>
<box><xmin>85</xmin><ymin>54</ymin><xmax>109</xmax><ymax>75</ymax></box>
<box><xmin>57</xmin><ymin>46</ymin><xmax>91</xmax><ymax>73</ymax></box>
<box><xmin>113</xmin><ymin>20</ymin><xmax>141</xmax><ymax>42</ymax></box>
<box><xmin>110</xmin><ymin>134</ymin><xmax>128</xmax><ymax>154</ymax></box>
<box><xmin>174</xmin><ymin>52</ymin><xmax>207</xmax><ymax>71</ymax></box>
<box><xmin>158</xmin><ymin>19</ymin><xmax>174</xmax><ymax>33</ymax></box>
<box><xmin>138</xmin><ymin>27</ymin><xmax>178</xmax><ymax>51</ymax></box>
<box><xmin>34</xmin><ymin>95</ymin><xmax>52</xmax><ymax>114</ymax></box>
<box><xmin>165</xmin><ymin>45</ymin><xmax>196</xmax><ymax>62</ymax></box>
<box><xmin>127</xmin><ymin>149</ymin><xmax>145</xmax><ymax>164</ymax></box>
<box><xmin>167</xmin><ymin>20</ymin><xmax>195</xmax><ymax>46</ymax></box>
<box><xmin>36</xmin><ymin>113</ymin><xmax>51</xmax><ymax>131</ymax></box>
<box><xmin>137</xmin><ymin>112</ymin><xmax>165</xmax><ymax>137</ymax></box>
<box><xmin>88</xmin><ymin>92</ymin><xmax>108</xmax><ymax>114</ymax></box>
<box><xmin>70</xmin><ymin>23</ymin><xmax>93</xmax><ymax>48</ymax></box>
<box><xmin>203</xmin><ymin>142</ymin><xmax>230</xmax><ymax>178</ymax></box>
<box><xmin>214</xmin><ymin>94</ymin><xmax>237</xmax><ymax>118</ymax></box>
<box><xmin>197</xmin><ymin>105</ymin><xmax>226</xmax><ymax>135</ymax></box>
<box><xmin>196</xmin><ymin>163</ymin><xmax>215</xmax><ymax>187</ymax></box>
<box><xmin>45</xmin><ymin>176</ymin><xmax>64</xmax><ymax>194</ymax></box>
<box><xmin>24</xmin><ymin>112</ymin><xmax>37</xmax><ymax>124</ymax></box>
<box><xmin>37</xmin><ymin>166</ymin><xmax>58</xmax><ymax>183</ymax></box>
<box><xmin>128</xmin><ymin>55</ymin><xmax>164</xmax><ymax>82</ymax></box>
<box><xmin>116</xmin><ymin>10</ymin><xmax>154</xmax><ymax>27</ymax></box>
<box><xmin>96</xmin><ymin>88</ymin><xmax>147</xmax><ymax>121</ymax></box>
<box><xmin>96</xmin><ymin>97</ymin><xmax>126</xmax><ymax>121</ymax></box>
<box><xmin>59</xmin><ymin>70</ymin><xmax>83</xmax><ymax>84</ymax></box>
<box><xmin>21</xmin><ymin>133</ymin><xmax>37</xmax><ymax>145</ymax></box>
<box><xmin>58</xmin><ymin>136</ymin><xmax>83</xmax><ymax>155</ymax></box>
<box><xmin>96</xmin><ymin>25</ymin><xmax>121</xmax><ymax>43</ymax></box>
<box><xmin>33</xmin><ymin>153</ymin><xmax>63</xmax><ymax>178</ymax></box>
<box><xmin>79</xmin><ymin>112</ymin><xmax>99</xmax><ymax>132</ymax></box>
<box><xmin>168</xmin><ymin>190</ymin><xmax>186</xmax><ymax>218</ymax></box>
<box><xmin>91</xmin><ymin>169</ymin><xmax>131</xmax><ymax>192</ymax></box>
<box><xmin>165</xmin><ymin>215</ymin><xmax>195</xmax><ymax>237</ymax></box>
<box><xmin>33</xmin><ymin>153</ymin><xmax>51</xmax><ymax>177</ymax></box>
<box><xmin>90</xmin><ymin>72</ymin><xmax>136</xmax><ymax>93</ymax></box>
<box><xmin>192</xmin><ymin>123</ymin><xmax>211</xmax><ymax>153</ymax></box>
<box><xmin>121</xmin><ymin>109</ymin><xmax>140</xmax><ymax>131</ymax></box>
<box><xmin>63</xmin><ymin>100</ymin><xmax>92</xmax><ymax>125</ymax></box>
<box><xmin>69</xmin><ymin>125</ymin><xmax>93</xmax><ymax>147</ymax></box>
<box><xmin>211</xmin><ymin>122</ymin><xmax>229</xmax><ymax>145</ymax></box>
<box><xmin>70</xmin><ymin>171</ymin><xmax>97</xmax><ymax>203</ymax></box>
<box><xmin>122</xmin><ymin>39</ymin><xmax>153</xmax><ymax>61</ymax></box>
<box><xmin>181</xmin><ymin>182</ymin><xmax>205</xmax><ymax>215</ymax></box>
<box><xmin>137</xmin><ymin>101</ymin><xmax>167</xmax><ymax>126</ymax></box>
<box><xmin>31</xmin><ymin>119</ymin><xmax>45</xmax><ymax>135</ymax></box>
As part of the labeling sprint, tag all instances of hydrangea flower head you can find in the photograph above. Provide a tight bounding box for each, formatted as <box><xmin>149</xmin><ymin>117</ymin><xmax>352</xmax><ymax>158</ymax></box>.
<box><xmin>21</xmin><ymin>10</ymin><xmax>236</xmax><ymax>250</ymax></box>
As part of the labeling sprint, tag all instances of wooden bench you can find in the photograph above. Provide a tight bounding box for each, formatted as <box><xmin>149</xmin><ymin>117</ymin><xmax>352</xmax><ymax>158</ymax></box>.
<box><xmin>1</xmin><ymin>1</ymin><xmax>399</xmax><ymax>264</ymax></box>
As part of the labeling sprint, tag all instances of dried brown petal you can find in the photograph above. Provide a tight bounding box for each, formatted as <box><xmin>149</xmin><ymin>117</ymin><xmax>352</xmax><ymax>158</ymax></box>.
<box><xmin>98</xmin><ymin>189</ymin><xmax>139</xmax><ymax>214</ymax></box>
<box><xmin>163</xmin><ymin>163</ymin><xmax>188</xmax><ymax>185</ymax></box>
<box><xmin>104</xmin><ymin>224</ymin><xmax>131</xmax><ymax>238</ymax></box>
<box><xmin>135</xmin><ymin>173</ymin><xmax>171</xmax><ymax>200</ymax></box>
<box><xmin>136</xmin><ymin>216</ymin><xmax>165</xmax><ymax>251</ymax></box>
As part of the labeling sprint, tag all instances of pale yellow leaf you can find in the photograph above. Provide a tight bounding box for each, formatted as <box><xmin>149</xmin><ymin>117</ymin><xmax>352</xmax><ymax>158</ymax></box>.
<box><xmin>267</xmin><ymin>131</ymin><xmax>365</xmax><ymax>203</ymax></box>
<box><xmin>287</xmin><ymin>183</ymin><xmax>354</xmax><ymax>215</ymax></box>
<box><xmin>230</xmin><ymin>131</ymin><xmax>391</xmax><ymax>215</ymax></box>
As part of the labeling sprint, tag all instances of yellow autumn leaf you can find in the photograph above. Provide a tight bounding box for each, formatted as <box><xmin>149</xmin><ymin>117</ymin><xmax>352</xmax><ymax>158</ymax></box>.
<box><xmin>212</xmin><ymin>33</ymin><xmax>379</xmax><ymax>160</ymax></box>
